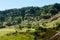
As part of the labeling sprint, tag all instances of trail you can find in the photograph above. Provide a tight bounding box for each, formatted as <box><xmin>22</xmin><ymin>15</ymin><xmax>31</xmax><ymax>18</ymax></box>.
<box><xmin>48</xmin><ymin>32</ymin><xmax>60</xmax><ymax>40</ymax></box>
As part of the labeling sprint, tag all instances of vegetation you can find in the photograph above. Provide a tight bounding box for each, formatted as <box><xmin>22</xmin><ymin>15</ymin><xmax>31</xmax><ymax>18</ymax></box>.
<box><xmin>0</xmin><ymin>3</ymin><xmax>60</xmax><ymax>40</ymax></box>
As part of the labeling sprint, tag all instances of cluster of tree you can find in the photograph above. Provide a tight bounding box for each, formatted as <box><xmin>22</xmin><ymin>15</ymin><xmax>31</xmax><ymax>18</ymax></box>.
<box><xmin>0</xmin><ymin>3</ymin><xmax>60</xmax><ymax>28</ymax></box>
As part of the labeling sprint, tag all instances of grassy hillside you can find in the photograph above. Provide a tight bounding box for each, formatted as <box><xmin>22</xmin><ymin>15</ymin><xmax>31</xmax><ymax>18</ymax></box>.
<box><xmin>0</xmin><ymin>3</ymin><xmax>60</xmax><ymax>40</ymax></box>
<box><xmin>0</xmin><ymin>33</ymin><xmax>34</xmax><ymax>40</ymax></box>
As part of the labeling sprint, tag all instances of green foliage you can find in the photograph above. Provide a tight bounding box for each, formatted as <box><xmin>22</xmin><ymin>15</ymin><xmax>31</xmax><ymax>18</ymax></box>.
<box><xmin>0</xmin><ymin>22</ymin><xmax>5</xmax><ymax>28</ymax></box>
<box><xmin>0</xmin><ymin>3</ymin><xmax>60</xmax><ymax>26</ymax></box>
<box><xmin>0</xmin><ymin>3</ymin><xmax>60</xmax><ymax>40</ymax></box>
<box><xmin>19</xmin><ymin>25</ymin><xmax>23</xmax><ymax>30</ymax></box>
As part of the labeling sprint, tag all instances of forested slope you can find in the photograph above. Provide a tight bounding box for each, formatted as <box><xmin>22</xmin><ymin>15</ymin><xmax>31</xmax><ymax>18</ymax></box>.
<box><xmin>0</xmin><ymin>3</ymin><xmax>60</xmax><ymax>40</ymax></box>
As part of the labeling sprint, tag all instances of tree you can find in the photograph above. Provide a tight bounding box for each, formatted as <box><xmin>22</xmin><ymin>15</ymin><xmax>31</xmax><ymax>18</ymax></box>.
<box><xmin>0</xmin><ymin>22</ymin><xmax>5</xmax><ymax>28</ymax></box>
<box><xmin>54</xmin><ymin>3</ymin><xmax>60</xmax><ymax>11</ymax></box>
<box><xmin>19</xmin><ymin>25</ymin><xmax>23</xmax><ymax>30</ymax></box>
<box><xmin>17</xmin><ymin>17</ymin><xmax>22</xmax><ymax>24</ymax></box>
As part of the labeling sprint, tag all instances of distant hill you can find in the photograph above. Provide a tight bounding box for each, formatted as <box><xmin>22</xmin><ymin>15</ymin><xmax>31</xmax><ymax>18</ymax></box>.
<box><xmin>0</xmin><ymin>3</ymin><xmax>60</xmax><ymax>28</ymax></box>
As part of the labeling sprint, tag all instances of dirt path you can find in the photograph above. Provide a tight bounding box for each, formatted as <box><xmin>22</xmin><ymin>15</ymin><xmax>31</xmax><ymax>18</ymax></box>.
<box><xmin>48</xmin><ymin>32</ymin><xmax>60</xmax><ymax>40</ymax></box>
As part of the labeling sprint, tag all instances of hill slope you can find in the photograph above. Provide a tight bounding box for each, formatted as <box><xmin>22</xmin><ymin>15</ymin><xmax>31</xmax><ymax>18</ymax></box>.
<box><xmin>0</xmin><ymin>3</ymin><xmax>60</xmax><ymax>40</ymax></box>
